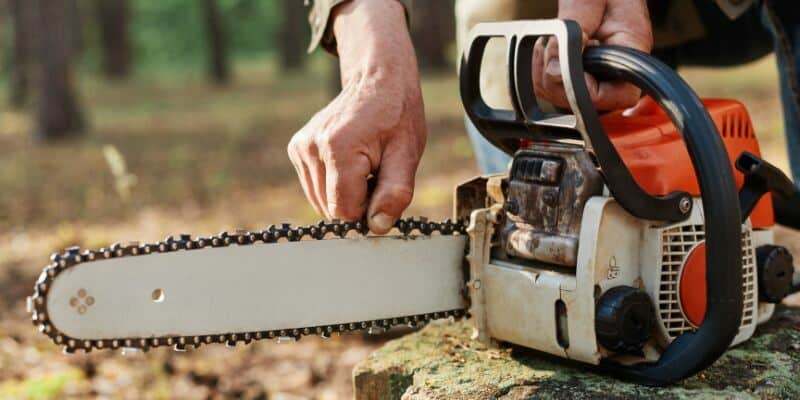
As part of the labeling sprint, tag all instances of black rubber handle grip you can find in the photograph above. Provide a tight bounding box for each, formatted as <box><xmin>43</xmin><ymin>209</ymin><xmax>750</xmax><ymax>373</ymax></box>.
<box><xmin>584</xmin><ymin>45</ymin><xmax>744</xmax><ymax>386</ymax></box>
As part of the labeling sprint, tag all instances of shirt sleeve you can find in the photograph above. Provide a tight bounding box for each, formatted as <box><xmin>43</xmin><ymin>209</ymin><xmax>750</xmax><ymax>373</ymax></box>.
<box><xmin>307</xmin><ymin>0</ymin><xmax>410</xmax><ymax>54</ymax></box>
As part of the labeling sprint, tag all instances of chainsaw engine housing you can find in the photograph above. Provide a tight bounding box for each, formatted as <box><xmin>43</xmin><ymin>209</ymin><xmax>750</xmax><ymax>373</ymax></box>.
<box><xmin>459</xmin><ymin>98</ymin><xmax>785</xmax><ymax>366</ymax></box>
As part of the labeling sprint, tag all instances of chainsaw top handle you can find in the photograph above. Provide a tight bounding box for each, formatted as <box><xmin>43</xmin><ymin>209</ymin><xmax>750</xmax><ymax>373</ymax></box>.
<box><xmin>460</xmin><ymin>20</ymin><xmax>743</xmax><ymax>386</ymax></box>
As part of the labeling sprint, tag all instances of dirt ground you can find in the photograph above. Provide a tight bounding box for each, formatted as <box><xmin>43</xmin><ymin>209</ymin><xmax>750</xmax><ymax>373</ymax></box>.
<box><xmin>1</xmin><ymin>56</ymin><xmax>798</xmax><ymax>399</ymax></box>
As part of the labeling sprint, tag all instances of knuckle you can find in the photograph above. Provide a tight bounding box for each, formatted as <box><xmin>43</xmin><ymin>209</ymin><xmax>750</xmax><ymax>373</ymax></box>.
<box><xmin>319</xmin><ymin>133</ymin><xmax>351</xmax><ymax>165</ymax></box>
<box><xmin>287</xmin><ymin>136</ymin><xmax>299</xmax><ymax>153</ymax></box>
<box><xmin>319</xmin><ymin>133</ymin><xmax>341</xmax><ymax>154</ymax></box>
<box><xmin>384</xmin><ymin>185</ymin><xmax>413</xmax><ymax>208</ymax></box>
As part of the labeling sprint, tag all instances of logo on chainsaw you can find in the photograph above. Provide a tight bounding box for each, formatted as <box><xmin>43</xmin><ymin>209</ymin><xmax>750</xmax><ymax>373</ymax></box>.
<box><xmin>69</xmin><ymin>289</ymin><xmax>95</xmax><ymax>315</ymax></box>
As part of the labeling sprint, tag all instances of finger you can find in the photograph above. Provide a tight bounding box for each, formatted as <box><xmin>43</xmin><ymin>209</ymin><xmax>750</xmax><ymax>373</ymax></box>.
<box><xmin>583</xmin><ymin>71</ymin><xmax>639</xmax><ymax>110</ymax></box>
<box><xmin>543</xmin><ymin>37</ymin><xmax>562</xmax><ymax>84</ymax></box>
<box><xmin>367</xmin><ymin>141</ymin><xmax>418</xmax><ymax>234</ymax></box>
<box><xmin>296</xmin><ymin>159</ymin><xmax>325</xmax><ymax>217</ymax></box>
<box><xmin>532</xmin><ymin>37</ymin><xmax>548</xmax><ymax>103</ymax></box>
<box><xmin>540</xmin><ymin>69</ymin><xmax>570</xmax><ymax>109</ymax></box>
<box><xmin>581</xmin><ymin>66</ymin><xmax>640</xmax><ymax>111</ymax></box>
<box><xmin>288</xmin><ymin>140</ymin><xmax>325</xmax><ymax>217</ymax></box>
<box><xmin>622</xmin><ymin>96</ymin><xmax>655</xmax><ymax>117</ymax></box>
<box><xmin>305</xmin><ymin>154</ymin><xmax>331</xmax><ymax>219</ymax></box>
<box><xmin>539</xmin><ymin>40</ymin><xmax>569</xmax><ymax>108</ymax></box>
<box><xmin>325</xmin><ymin>154</ymin><xmax>371</xmax><ymax>221</ymax></box>
<box><xmin>533</xmin><ymin>37</ymin><xmax>569</xmax><ymax>109</ymax></box>
<box><xmin>593</xmin><ymin>81</ymin><xmax>641</xmax><ymax>111</ymax></box>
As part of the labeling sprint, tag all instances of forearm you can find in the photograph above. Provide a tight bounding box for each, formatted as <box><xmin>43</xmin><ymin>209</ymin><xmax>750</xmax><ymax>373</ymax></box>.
<box><xmin>332</xmin><ymin>0</ymin><xmax>416</xmax><ymax>87</ymax></box>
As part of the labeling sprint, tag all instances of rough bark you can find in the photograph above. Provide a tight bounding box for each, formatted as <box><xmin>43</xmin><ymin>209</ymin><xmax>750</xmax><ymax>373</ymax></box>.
<box><xmin>277</xmin><ymin>0</ymin><xmax>308</xmax><ymax>71</ymax></box>
<box><xmin>409</xmin><ymin>0</ymin><xmax>454</xmax><ymax>72</ymax></box>
<box><xmin>8</xmin><ymin>0</ymin><xmax>33</xmax><ymax>108</ymax></box>
<box><xmin>33</xmin><ymin>0</ymin><xmax>86</xmax><ymax>141</ymax></box>
<box><xmin>200</xmin><ymin>0</ymin><xmax>230</xmax><ymax>84</ymax></box>
<box><xmin>354</xmin><ymin>306</ymin><xmax>800</xmax><ymax>399</ymax></box>
<box><xmin>95</xmin><ymin>0</ymin><xmax>132</xmax><ymax>79</ymax></box>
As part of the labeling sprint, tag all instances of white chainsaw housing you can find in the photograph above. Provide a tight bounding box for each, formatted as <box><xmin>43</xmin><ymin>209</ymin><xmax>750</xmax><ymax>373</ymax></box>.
<box><xmin>466</xmin><ymin>196</ymin><xmax>775</xmax><ymax>365</ymax></box>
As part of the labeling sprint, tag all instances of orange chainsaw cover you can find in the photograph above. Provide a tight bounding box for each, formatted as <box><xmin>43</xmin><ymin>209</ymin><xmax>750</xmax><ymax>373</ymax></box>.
<box><xmin>600</xmin><ymin>97</ymin><xmax>774</xmax><ymax>228</ymax></box>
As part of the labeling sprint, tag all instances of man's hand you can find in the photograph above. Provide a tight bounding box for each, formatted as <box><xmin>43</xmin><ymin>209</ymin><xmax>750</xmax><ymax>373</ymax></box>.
<box><xmin>287</xmin><ymin>0</ymin><xmax>425</xmax><ymax>234</ymax></box>
<box><xmin>533</xmin><ymin>0</ymin><xmax>653</xmax><ymax>110</ymax></box>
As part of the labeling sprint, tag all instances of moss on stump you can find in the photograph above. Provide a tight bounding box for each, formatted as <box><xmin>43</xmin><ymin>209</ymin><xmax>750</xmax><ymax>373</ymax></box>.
<box><xmin>353</xmin><ymin>306</ymin><xmax>800</xmax><ymax>400</ymax></box>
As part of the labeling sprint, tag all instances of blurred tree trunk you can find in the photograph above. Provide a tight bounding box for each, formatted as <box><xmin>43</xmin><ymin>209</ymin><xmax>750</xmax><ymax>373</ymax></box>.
<box><xmin>278</xmin><ymin>0</ymin><xmax>308</xmax><ymax>70</ymax></box>
<box><xmin>329</xmin><ymin>59</ymin><xmax>341</xmax><ymax>98</ymax></box>
<box><xmin>8</xmin><ymin>0</ymin><xmax>33</xmax><ymax>108</ymax></box>
<box><xmin>34</xmin><ymin>0</ymin><xmax>86</xmax><ymax>140</ymax></box>
<box><xmin>409</xmin><ymin>0</ymin><xmax>454</xmax><ymax>72</ymax></box>
<box><xmin>201</xmin><ymin>0</ymin><xmax>230</xmax><ymax>84</ymax></box>
<box><xmin>95</xmin><ymin>0</ymin><xmax>131</xmax><ymax>79</ymax></box>
<box><xmin>66</xmin><ymin>0</ymin><xmax>83</xmax><ymax>58</ymax></box>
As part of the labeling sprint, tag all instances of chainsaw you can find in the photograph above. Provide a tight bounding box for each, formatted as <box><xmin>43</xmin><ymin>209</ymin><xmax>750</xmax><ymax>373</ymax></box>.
<box><xmin>28</xmin><ymin>20</ymin><xmax>800</xmax><ymax>386</ymax></box>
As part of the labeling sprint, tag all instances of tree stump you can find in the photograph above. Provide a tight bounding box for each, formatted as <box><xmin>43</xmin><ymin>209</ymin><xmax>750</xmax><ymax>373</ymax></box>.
<box><xmin>353</xmin><ymin>306</ymin><xmax>800</xmax><ymax>399</ymax></box>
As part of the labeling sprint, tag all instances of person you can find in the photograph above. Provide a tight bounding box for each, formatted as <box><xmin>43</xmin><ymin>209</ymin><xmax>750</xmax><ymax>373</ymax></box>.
<box><xmin>288</xmin><ymin>0</ymin><xmax>800</xmax><ymax>234</ymax></box>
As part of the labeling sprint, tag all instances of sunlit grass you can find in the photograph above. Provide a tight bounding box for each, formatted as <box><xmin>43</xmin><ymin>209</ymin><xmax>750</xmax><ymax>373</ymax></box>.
<box><xmin>0</xmin><ymin>369</ymin><xmax>84</xmax><ymax>400</ymax></box>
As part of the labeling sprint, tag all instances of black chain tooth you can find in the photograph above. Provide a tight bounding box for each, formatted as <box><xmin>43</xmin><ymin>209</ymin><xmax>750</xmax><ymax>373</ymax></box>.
<box><xmin>210</xmin><ymin>233</ymin><xmax>224</xmax><ymax>247</ymax></box>
<box><xmin>29</xmin><ymin>217</ymin><xmax>466</xmax><ymax>352</ymax></box>
<box><xmin>259</xmin><ymin>229</ymin><xmax>275</xmax><ymax>243</ymax></box>
<box><xmin>308</xmin><ymin>226</ymin><xmax>322</xmax><ymax>240</ymax></box>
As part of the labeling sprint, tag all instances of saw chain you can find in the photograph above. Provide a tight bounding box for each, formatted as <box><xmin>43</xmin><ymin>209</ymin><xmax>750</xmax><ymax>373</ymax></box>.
<box><xmin>28</xmin><ymin>217</ymin><xmax>468</xmax><ymax>354</ymax></box>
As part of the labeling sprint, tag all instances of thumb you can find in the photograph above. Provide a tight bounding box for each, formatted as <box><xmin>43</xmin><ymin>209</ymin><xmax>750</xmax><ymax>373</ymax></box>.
<box><xmin>367</xmin><ymin>143</ymin><xmax>418</xmax><ymax>234</ymax></box>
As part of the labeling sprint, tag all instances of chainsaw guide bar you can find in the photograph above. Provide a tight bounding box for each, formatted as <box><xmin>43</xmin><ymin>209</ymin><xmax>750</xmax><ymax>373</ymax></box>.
<box><xmin>28</xmin><ymin>217</ymin><xmax>468</xmax><ymax>354</ymax></box>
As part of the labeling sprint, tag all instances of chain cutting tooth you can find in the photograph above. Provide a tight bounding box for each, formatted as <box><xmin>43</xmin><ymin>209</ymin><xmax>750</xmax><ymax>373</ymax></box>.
<box><xmin>110</xmin><ymin>242</ymin><xmax>123</xmax><ymax>257</ymax></box>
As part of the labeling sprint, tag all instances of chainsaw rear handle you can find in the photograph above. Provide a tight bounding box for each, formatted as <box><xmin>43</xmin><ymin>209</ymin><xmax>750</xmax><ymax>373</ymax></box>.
<box><xmin>460</xmin><ymin>20</ymin><xmax>743</xmax><ymax>386</ymax></box>
<box><xmin>459</xmin><ymin>20</ymin><xmax>691</xmax><ymax>223</ymax></box>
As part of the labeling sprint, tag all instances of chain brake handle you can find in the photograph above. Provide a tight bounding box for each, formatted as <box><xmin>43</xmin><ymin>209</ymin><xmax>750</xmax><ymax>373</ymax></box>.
<box><xmin>460</xmin><ymin>20</ymin><xmax>744</xmax><ymax>385</ymax></box>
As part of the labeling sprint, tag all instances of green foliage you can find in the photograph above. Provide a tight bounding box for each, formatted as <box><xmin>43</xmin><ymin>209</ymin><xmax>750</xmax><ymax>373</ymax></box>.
<box><xmin>69</xmin><ymin>0</ymin><xmax>289</xmax><ymax>74</ymax></box>
<box><xmin>129</xmin><ymin>0</ymin><xmax>282</xmax><ymax>71</ymax></box>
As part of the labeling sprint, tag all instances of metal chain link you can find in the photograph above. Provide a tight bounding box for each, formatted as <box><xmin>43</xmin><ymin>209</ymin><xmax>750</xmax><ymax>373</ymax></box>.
<box><xmin>28</xmin><ymin>217</ymin><xmax>468</xmax><ymax>354</ymax></box>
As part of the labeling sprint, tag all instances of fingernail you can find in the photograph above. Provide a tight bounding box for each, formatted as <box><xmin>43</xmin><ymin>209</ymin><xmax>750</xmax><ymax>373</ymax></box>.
<box><xmin>370</xmin><ymin>212</ymin><xmax>395</xmax><ymax>233</ymax></box>
<box><xmin>546</xmin><ymin>59</ymin><xmax>561</xmax><ymax>77</ymax></box>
